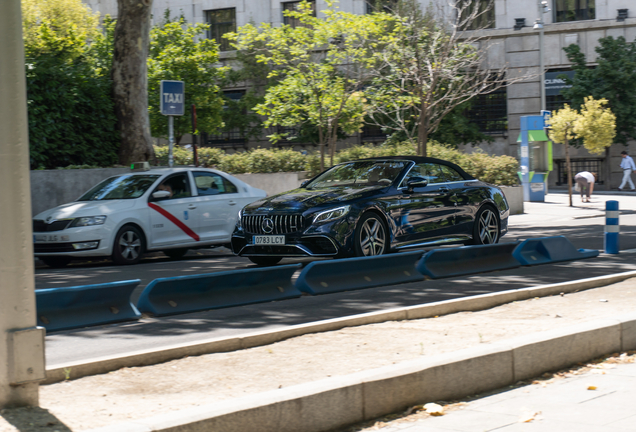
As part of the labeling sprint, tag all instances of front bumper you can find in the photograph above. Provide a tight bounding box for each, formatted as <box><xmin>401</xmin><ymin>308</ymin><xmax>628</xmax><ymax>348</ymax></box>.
<box><xmin>33</xmin><ymin>225</ymin><xmax>113</xmax><ymax>257</ymax></box>
<box><xmin>232</xmin><ymin>233</ymin><xmax>340</xmax><ymax>257</ymax></box>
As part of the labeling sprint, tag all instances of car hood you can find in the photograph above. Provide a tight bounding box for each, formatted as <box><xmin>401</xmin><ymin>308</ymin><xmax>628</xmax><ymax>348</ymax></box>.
<box><xmin>34</xmin><ymin>200</ymin><xmax>137</xmax><ymax>220</ymax></box>
<box><xmin>243</xmin><ymin>185</ymin><xmax>387</xmax><ymax>213</ymax></box>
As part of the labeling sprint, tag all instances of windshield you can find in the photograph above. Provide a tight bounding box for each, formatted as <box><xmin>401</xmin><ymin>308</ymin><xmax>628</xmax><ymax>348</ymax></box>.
<box><xmin>78</xmin><ymin>175</ymin><xmax>161</xmax><ymax>201</ymax></box>
<box><xmin>306</xmin><ymin>161</ymin><xmax>407</xmax><ymax>189</ymax></box>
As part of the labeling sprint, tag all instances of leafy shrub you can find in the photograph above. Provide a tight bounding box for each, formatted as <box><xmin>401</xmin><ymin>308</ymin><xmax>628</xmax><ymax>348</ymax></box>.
<box><xmin>152</xmin><ymin>142</ymin><xmax>519</xmax><ymax>186</ymax></box>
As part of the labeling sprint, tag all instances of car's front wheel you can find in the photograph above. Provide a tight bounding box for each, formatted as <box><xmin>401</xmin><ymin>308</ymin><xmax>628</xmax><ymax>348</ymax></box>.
<box><xmin>248</xmin><ymin>256</ymin><xmax>282</xmax><ymax>266</ymax></box>
<box><xmin>468</xmin><ymin>206</ymin><xmax>500</xmax><ymax>245</ymax></box>
<box><xmin>112</xmin><ymin>225</ymin><xmax>144</xmax><ymax>265</ymax></box>
<box><xmin>40</xmin><ymin>256</ymin><xmax>72</xmax><ymax>268</ymax></box>
<box><xmin>354</xmin><ymin>212</ymin><xmax>388</xmax><ymax>257</ymax></box>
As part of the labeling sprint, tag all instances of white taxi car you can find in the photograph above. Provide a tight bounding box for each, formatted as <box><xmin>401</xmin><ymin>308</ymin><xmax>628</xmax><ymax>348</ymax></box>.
<box><xmin>33</xmin><ymin>167</ymin><xmax>266</xmax><ymax>267</ymax></box>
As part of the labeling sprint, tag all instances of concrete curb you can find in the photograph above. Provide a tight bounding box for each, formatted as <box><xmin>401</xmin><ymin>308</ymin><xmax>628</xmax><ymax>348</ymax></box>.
<box><xmin>85</xmin><ymin>313</ymin><xmax>636</xmax><ymax>432</ymax></box>
<box><xmin>45</xmin><ymin>270</ymin><xmax>636</xmax><ymax>385</ymax></box>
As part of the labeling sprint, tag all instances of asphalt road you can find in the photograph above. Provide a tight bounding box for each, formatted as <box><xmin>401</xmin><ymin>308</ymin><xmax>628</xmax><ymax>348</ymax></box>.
<box><xmin>38</xmin><ymin>191</ymin><xmax>636</xmax><ymax>367</ymax></box>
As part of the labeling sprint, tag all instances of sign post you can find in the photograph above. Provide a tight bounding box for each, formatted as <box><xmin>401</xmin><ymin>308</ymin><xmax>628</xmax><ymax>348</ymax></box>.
<box><xmin>160</xmin><ymin>80</ymin><xmax>185</xmax><ymax>167</ymax></box>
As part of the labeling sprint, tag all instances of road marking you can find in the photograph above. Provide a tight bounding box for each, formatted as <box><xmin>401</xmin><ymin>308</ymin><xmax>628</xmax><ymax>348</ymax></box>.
<box><xmin>148</xmin><ymin>203</ymin><xmax>200</xmax><ymax>241</ymax></box>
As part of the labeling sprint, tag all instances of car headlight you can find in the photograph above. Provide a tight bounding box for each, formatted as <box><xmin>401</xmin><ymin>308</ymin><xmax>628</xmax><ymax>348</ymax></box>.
<box><xmin>236</xmin><ymin>208</ymin><xmax>243</xmax><ymax>230</ymax></box>
<box><xmin>70</xmin><ymin>215</ymin><xmax>107</xmax><ymax>227</ymax></box>
<box><xmin>313</xmin><ymin>205</ymin><xmax>350</xmax><ymax>224</ymax></box>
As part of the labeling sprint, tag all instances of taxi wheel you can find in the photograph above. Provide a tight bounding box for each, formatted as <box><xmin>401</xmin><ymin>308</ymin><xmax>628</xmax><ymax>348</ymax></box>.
<box><xmin>163</xmin><ymin>248</ymin><xmax>188</xmax><ymax>260</ymax></box>
<box><xmin>248</xmin><ymin>257</ymin><xmax>282</xmax><ymax>266</ymax></box>
<box><xmin>112</xmin><ymin>225</ymin><xmax>144</xmax><ymax>265</ymax></box>
<box><xmin>40</xmin><ymin>256</ymin><xmax>72</xmax><ymax>268</ymax></box>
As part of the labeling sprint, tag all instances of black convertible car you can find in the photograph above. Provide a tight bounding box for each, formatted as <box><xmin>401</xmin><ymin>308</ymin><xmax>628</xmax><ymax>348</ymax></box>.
<box><xmin>231</xmin><ymin>156</ymin><xmax>509</xmax><ymax>265</ymax></box>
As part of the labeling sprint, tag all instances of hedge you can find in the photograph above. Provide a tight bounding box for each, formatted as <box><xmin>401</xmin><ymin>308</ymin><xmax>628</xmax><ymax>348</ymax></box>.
<box><xmin>152</xmin><ymin>142</ymin><xmax>520</xmax><ymax>186</ymax></box>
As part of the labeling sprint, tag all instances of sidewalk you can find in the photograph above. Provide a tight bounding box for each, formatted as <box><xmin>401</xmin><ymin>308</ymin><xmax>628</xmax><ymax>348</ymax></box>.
<box><xmin>354</xmin><ymin>355</ymin><xmax>636</xmax><ymax>432</ymax></box>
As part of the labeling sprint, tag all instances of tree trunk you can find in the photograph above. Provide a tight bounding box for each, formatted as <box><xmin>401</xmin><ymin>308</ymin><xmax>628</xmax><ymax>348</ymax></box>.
<box><xmin>604</xmin><ymin>146</ymin><xmax>612</xmax><ymax>190</ymax></box>
<box><xmin>564</xmin><ymin>138</ymin><xmax>573</xmax><ymax>207</ymax></box>
<box><xmin>417</xmin><ymin>99</ymin><xmax>430</xmax><ymax>156</ymax></box>
<box><xmin>112</xmin><ymin>0</ymin><xmax>154</xmax><ymax>166</ymax></box>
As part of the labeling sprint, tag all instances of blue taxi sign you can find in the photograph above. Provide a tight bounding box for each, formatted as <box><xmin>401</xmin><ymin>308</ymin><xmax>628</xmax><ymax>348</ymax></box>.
<box><xmin>160</xmin><ymin>80</ymin><xmax>185</xmax><ymax>116</ymax></box>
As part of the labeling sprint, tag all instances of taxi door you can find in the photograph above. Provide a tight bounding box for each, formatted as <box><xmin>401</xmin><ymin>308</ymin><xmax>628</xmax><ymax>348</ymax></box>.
<box><xmin>148</xmin><ymin>172</ymin><xmax>201</xmax><ymax>247</ymax></box>
<box><xmin>191</xmin><ymin>171</ymin><xmax>242</xmax><ymax>242</ymax></box>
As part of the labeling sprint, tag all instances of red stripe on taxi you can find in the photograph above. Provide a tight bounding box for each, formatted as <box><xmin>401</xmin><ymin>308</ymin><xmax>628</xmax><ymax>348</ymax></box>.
<box><xmin>148</xmin><ymin>202</ymin><xmax>200</xmax><ymax>242</ymax></box>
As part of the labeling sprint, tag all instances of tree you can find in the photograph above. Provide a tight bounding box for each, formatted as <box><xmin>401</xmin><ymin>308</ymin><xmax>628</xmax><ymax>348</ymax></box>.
<box><xmin>228</xmin><ymin>0</ymin><xmax>396</xmax><ymax>171</ymax></box>
<box><xmin>549</xmin><ymin>97</ymin><xmax>616</xmax><ymax>206</ymax></box>
<box><xmin>147</xmin><ymin>11</ymin><xmax>227</xmax><ymax>145</ymax></box>
<box><xmin>562</xmin><ymin>36</ymin><xmax>636</xmax><ymax>187</ymax></box>
<box><xmin>22</xmin><ymin>0</ymin><xmax>120</xmax><ymax>169</ymax></box>
<box><xmin>112</xmin><ymin>0</ymin><xmax>154</xmax><ymax>166</ymax></box>
<box><xmin>366</xmin><ymin>0</ymin><xmax>518</xmax><ymax>156</ymax></box>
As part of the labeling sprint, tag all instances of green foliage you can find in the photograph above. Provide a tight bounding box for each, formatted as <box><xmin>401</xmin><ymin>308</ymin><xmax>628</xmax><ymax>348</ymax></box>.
<box><xmin>152</xmin><ymin>140</ymin><xmax>518</xmax><ymax>186</ymax></box>
<box><xmin>148</xmin><ymin>11</ymin><xmax>227</xmax><ymax>144</ymax></box>
<box><xmin>24</xmin><ymin>1</ymin><xmax>120</xmax><ymax>169</ymax></box>
<box><xmin>562</xmin><ymin>36</ymin><xmax>636</xmax><ymax>145</ymax></box>
<box><xmin>228</xmin><ymin>0</ymin><xmax>397</xmax><ymax>169</ymax></box>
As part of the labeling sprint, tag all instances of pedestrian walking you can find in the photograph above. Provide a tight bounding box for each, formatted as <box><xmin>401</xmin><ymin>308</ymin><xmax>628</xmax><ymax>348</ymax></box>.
<box><xmin>574</xmin><ymin>171</ymin><xmax>596</xmax><ymax>202</ymax></box>
<box><xmin>618</xmin><ymin>150</ymin><xmax>636</xmax><ymax>191</ymax></box>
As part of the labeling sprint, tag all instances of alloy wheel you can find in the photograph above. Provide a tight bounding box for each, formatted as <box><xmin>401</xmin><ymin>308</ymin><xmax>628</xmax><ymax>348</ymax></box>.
<box><xmin>118</xmin><ymin>230</ymin><xmax>141</xmax><ymax>261</ymax></box>
<box><xmin>478</xmin><ymin>209</ymin><xmax>499</xmax><ymax>244</ymax></box>
<box><xmin>359</xmin><ymin>217</ymin><xmax>386</xmax><ymax>256</ymax></box>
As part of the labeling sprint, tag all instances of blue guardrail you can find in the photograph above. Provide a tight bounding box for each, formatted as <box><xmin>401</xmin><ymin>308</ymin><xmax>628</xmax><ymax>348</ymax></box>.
<box><xmin>417</xmin><ymin>242</ymin><xmax>521</xmax><ymax>279</ymax></box>
<box><xmin>295</xmin><ymin>251</ymin><xmax>424</xmax><ymax>295</ymax></box>
<box><xmin>136</xmin><ymin>264</ymin><xmax>302</xmax><ymax>316</ymax></box>
<box><xmin>512</xmin><ymin>235</ymin><xmax>599</xmax><ymax>266</ymax></box>
<box><xmin>36</xmin><ymin>280</ymin><xmax>141</xmax><ymax>332</ymax></box>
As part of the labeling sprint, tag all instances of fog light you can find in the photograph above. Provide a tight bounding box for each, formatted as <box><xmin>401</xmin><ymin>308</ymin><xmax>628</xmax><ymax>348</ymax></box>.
<box><xmin>72</xmin><ymin>241</ymin><xmax>99</xmax><ymax>250</ymax></box>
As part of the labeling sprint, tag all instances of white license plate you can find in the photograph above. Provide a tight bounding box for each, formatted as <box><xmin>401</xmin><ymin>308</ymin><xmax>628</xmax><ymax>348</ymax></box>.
<box><xmin>253</xmin><ymin>235</ymin><xmax>285</xmax><ymax>245</ymax></box>
<box><xmin>34</xmin><ymin>234</ymin><xmax>57</xmax><ymax>242</ymax></box>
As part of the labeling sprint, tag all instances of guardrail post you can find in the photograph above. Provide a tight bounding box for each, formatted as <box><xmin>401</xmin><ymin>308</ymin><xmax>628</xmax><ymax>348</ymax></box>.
<box><xmin>605</xmin><ymin>200</ymin><xmax>619</xmax><ymax>254</ymax></box>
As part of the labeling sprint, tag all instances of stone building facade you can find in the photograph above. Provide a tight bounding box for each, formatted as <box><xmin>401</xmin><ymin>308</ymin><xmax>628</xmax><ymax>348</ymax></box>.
<box><xmin>84</xmin><ymin>0</ymin><xmax>636</xmax><ymax>187</ymax></box>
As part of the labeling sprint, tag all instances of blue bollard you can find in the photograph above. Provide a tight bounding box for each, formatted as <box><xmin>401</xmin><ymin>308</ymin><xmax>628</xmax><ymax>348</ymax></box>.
<box><xmin>605</xmin><ymin>200</ymin><xmax>619</xmax><ymax>254</ymax></box>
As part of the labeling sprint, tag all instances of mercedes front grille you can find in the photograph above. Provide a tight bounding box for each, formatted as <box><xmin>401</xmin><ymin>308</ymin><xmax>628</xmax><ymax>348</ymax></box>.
<box><xmin>242</xmin><ymin>214</ymin><xmax>304</xmax><ymax>235</ymax></box>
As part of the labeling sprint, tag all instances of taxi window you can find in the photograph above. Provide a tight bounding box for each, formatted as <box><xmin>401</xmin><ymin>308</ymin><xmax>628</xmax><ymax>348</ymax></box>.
<box><xmin>153</xmin><ymin>173</ymin><xmax>192</xmax><ymax>200</ymax></box>
<box><xmin>193</xmin><ymin>172</ymin><xmax>238</xmax><ymax>195</ymax></box>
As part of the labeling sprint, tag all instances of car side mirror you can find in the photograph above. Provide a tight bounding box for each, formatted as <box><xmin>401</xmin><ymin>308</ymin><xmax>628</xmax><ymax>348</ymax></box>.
<box><xmin>405</xmin><ymin>176</ymin><xmax>428</xmax><ymax>193</ymax></box>
<box><xmin>300</xmin><ymin>180</ymin><xmax>310</xmax><ymax>188</ymax></box>
<box><xmin>152</xmin><ymin>190</ymin><xmax>171</xmax><ymax>200</ymax></box>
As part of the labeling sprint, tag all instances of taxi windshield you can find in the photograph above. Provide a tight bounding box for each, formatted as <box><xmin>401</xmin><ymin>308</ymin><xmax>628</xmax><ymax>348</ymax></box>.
<box><xmin>78</xmin><ymin>175</ymin><xmax>161</xmax><ymax>201</ymax></box>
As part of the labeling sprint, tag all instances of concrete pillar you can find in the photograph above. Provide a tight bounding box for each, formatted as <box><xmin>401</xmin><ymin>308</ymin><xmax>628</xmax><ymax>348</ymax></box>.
<box><xmin>0</xmin><ymin>0</ymin><xmax>46</xmax><ymax>408</ymax></box>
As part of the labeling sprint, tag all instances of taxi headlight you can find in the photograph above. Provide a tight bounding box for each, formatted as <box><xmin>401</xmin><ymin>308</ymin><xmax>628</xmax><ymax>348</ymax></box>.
<box><xmin>70</xmin><ymin>215</ymin><xmax>107</xmax><ymax>227</ymax></box>
<box><xmin>313</xmin><ymin>205</ymin><xmax>350</xmax><ymax>224</ymax></box>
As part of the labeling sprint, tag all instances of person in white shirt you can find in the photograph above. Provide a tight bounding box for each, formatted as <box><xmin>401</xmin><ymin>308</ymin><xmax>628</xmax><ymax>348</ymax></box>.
<box><xmin>618</xmin><ymin>151</ymin><xmax>636</xmax><ymax>191</ymax></box>
<box><xmin>574</xmin><ymin>171</ymin><xmax>596</xmax><ymax>203</ymax></box>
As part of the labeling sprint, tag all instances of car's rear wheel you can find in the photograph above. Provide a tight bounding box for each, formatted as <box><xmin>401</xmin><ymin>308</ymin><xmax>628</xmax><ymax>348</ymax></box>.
<box><xmin>468</xmin><ymin>206</ymin><xmax>500</xmax><ymax>245</ymax></box>
<box><xmin>248</xmin><ymin>256</ymin><xmax>282</xmax><ymax>266</ymax></box>
<box><xmin>40</xmin><ymin>256</ymin><xmax>72</xmax><ymax>268</ymax></box>
<box><xmin>354</xmin><ymin>212</ymin><xmax>387</xmax><ymax>257</ymax></box>
<box><xmin>163</xmin><ymin>248</ymin><xmax>188</xmax><ymax>260</ymax></box>
<box><xmin>112</xmin><ymin>225</ymin><xmax>144</xmax><ymax>265</ymax></box>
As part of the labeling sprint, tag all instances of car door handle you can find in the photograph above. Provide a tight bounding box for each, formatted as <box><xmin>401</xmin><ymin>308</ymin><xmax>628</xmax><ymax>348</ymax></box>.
<box><xmin>438</xmin><ymin>186</ymin><xmax>450</xmax><ymax>193</ymax></box>
<box><xmin>188</xmin><ymin>204</ymin><xmax>197</xmax><ymax>209</ymax></box>
<box><xmin>228</xmin><ymin>200</ymin><xmax>237</xmax><ymax>206</ymax></box>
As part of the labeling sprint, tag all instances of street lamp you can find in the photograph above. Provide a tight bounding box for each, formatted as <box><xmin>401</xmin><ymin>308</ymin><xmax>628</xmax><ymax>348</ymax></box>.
<box><xmin>534</xmin><ymin>0</ymin><xmax>550</xmax><ymax>112</ymax></box>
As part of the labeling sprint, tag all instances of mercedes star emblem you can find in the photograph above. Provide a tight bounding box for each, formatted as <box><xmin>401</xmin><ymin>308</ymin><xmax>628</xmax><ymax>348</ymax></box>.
<box><xmin>262</xmin><ymin>217</ymin><xmax>274</xmax><ymax>234</ymax></box>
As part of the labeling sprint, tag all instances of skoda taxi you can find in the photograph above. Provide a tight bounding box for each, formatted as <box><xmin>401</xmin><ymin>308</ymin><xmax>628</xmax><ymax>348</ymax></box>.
<box><xmin>33</xmin><ymin>167</ymin><xmax>266</xmax><ymax>267</ymax></box>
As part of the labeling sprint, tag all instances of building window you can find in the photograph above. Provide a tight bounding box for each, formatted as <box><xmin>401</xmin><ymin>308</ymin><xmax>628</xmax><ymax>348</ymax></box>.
<box><xmin>206</xmin><ymin>8</ymin><xmax>236</xmax><ymax>51</ymax></box>
<box><xmin>365</xmin><ymin>0</ymin><xmax>396</xmax><ymax>14</ymax></box>
<box><xmin>466</xmin><ymin>86</ymin><xmax>508</xmax><ymax>135</ymax></box>
<box><xmin>555</xmin><ymin>158</ymin><xmax>604</xmax><ymax>185</ymax></box>
<box><xmin>282</xmin><ymin>1</ymin><xmax>316</xmax><ymax>28</ymax></box>
<box><xmin>458</xmin><ymin>0</ymin><xmax>495</xmax><ymax>30</ymax></box>
<box><xmin>555</xmin><ymin>0</ymin><xmax>595</xmax><ymax>22</ymax></box>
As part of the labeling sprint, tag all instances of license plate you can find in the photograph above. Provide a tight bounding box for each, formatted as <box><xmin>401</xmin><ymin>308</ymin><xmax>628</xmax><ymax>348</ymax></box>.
<box><xmin>34</xmin><ymin>234</ymin><xmax>57</xmax><ymax>242</ymax></box>
<box><xmin>253</xmin><ymin>235</ymin><xmax>285</xmax><ymax>245</ymax></box>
